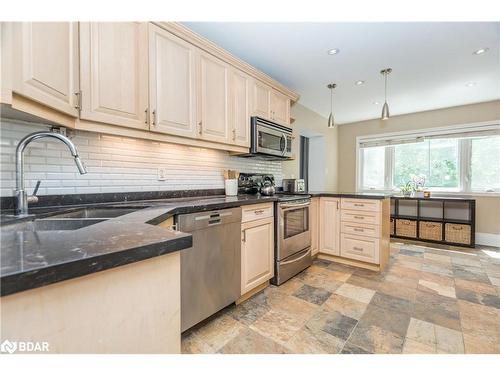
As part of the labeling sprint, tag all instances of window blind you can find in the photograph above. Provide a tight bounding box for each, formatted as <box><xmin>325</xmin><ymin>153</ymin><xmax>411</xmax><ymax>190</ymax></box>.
<box><xmin>358</xmin><ymin>123</ymin><xmax>500</xmax><ymax>148</ymax></box>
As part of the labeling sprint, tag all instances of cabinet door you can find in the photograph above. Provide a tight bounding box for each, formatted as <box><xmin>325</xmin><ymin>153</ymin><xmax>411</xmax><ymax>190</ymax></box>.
<box><xmin>251</xmin><ymin>80</ymin><xmax>270</xmax><ymax>119</ymax></box>
<box><xmin>270</xmin><ymin>89</ymin><xmax>290</xmax><ymax>125</ymax></box>
<box><xmin>12</xmin><ymin>22</ymin><xmax>79</xmax><ymax>117</ymax></box>
<box><xmin>198</xmin><ymin>51</ymin><xmax>229</xmax><ymax>144</ymax></box>
<box><xmin>241</xmin><ymin>218</ymin><xmax>274</xmax><ymax>294</ymax></box>
<box><xmin>79</xmin><ymin>22</ymin><xmax>149</xmax><ymax>130</ymax></box>
<box><xmin>319</xmin><ymin>197</ymin><xmax>340</xmax><ymax>256</ymax></box>
<box><xmin>310</xmin><ymin>197</ymin><xmax>320</xmax><ymax>256</ymax></box>
<box><xmin>229</xmin><ymin>69</ymin><xmax>250</xmax><ymax>147</ymax></box>
<box><xmin>149</xmin><ymin>24</ymin><xmax>197</xmax><ymax>138</ymax></box>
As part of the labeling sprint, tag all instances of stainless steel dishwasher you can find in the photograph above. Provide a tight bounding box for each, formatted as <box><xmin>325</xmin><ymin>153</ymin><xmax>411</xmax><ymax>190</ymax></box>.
<box><xmin>177</xmin><ymin>207</ymin><xmax>242</xmax><ymax>332</ymax></box>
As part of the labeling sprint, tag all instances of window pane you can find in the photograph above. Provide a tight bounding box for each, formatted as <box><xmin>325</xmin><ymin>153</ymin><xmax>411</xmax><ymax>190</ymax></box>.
<box><xmin>393</xmin><ymin>139</ymin><xmax>459</xmax><ymax>189</ymax></box>
<box><xmin>393</xmin><ymin>141</ymin><xmax>429</xmax><ymax>188</ymax></box>
<box><xmin>471</xmin><ymin>136</ymin><xmax>500</xmax><ymax>191</ymax></box>
<box><xmin>362</xmin><ymin>146</ymin><xmax>385</xmax><ymax>189</ymax></box>
<box><xmin>428</xmin><ymin>139</ymin><xmax>459</xmax><ymax>188</ymax></box>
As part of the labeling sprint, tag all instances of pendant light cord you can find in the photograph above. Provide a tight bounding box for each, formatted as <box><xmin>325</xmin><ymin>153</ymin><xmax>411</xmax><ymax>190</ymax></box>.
<box><xmin>384</xmin><ymin>72</ymin><xmax>388</xmax><ymax>102</ymax></box>
<box><xmin>331</xmin><ymin>87</ymin><xmax>334</xmax><ymax>113</ymax></box>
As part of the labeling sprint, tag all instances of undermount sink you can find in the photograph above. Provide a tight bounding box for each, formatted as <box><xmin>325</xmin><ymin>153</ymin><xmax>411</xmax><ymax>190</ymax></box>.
<box><xmin>4</xmin><ymin>218</ymin><xmax>107</xmax><ymax>232</ymax></box>
<box><xmin>50</xmin><ymin>207</ymin><xmax>141</xmax><ymax>219</ymax></box>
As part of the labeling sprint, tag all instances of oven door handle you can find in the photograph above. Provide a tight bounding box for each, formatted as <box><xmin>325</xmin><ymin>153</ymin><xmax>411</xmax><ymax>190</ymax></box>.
<box><xmin>280</xmin><ymin>202</ymin><xmax>311</xmax><ymax>209</ymax></box>
<box><xmin>280</xmin><ymin>248</ymin><xmax>311</xmax><ymax>265</ymax></box>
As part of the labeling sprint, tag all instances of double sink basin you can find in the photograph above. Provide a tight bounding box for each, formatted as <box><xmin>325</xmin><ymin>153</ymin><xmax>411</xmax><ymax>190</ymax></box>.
<box><xmin>16</xmin><ymin>207</ymin><xmax>147</xmax><ymax>232</ymax></box>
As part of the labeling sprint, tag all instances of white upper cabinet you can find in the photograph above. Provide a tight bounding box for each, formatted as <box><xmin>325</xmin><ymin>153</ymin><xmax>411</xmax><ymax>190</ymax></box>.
<box><xmin>270</xmin><ymin>90</ymin><xmax>290</xmax><ymax>125</ymax></box>
<box><xmin>197</xmin><ymin>51</ymin><xmax>230</xmax><ymax>144</ymax></box>
<box><xmin>250</xmin><ymin>79</ymin><xmax>290</xmax><ymax>125</ymax></box>
<box><xmin>229</xmin><ymin>69</ymin><xmax>250</xmax><ymax>147</ymax></box>
<box><xmin>148</xmin><ymin>24</ymin><xmax>197</xmax><ymax>138</ymax></box>
<box><xmin>251</xmin><ymin>80</ymin><xmax>271</xmax><ymax>119</ymax></box>
<box><xmin>79</xmin><ymin>22</ymin><xmax>149</xmax><ymax>130</ymax></box>
<box><xmin>12</xmin><ymin>22</ymin><xmax>80</xmax><ymax>117</ymax></box>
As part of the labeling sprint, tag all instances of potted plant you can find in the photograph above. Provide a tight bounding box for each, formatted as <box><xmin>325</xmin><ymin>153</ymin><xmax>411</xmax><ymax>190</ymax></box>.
<box><xmin>400</xmin><ymin>181</ymin><xmax>414</xmax><ymax>197</ymax></box>
<box><xmin>411</xmin><ymin>175</ymin><xmax>426</xmax><ymax>197</ymax></box>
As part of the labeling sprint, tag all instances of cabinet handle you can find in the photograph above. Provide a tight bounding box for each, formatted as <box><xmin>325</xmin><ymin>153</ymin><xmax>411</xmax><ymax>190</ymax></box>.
<box><xmin>152</xmin><ymin>110</ymin><xmax>156</xmax><ymax>126</ymax></box>
<box><xmin>145</xmin><ymin>108</ymin><xmax>149</xmax><ymax>124</ymax></box>
<box><xmin>254</xmin><ymin>209</ymin><xmax>264</xmax><ymax>215</ymax></box>
<box><xmin>242</xmin><ymin>229</ymin><xmax>246</xmax><ymax>242</ymax></box>
<box><xmin>354</xmin><ymin>216</ymin><xmax>364</xmax><ymax>219</ymax></box>
<box><xmin>232</xmin><ymin>128</ymin><xmax>236</xmax><ymax>141</ymax></box>
<box><xmin>198</xmin><ymin>121</ymin><xmax>203</xmax><ymax>135</ymax></box>
<box><xmin>353</xmin><ymin>246</ymin><xmax>364</xmax><ymax>252</ymax></box>
<box><xmin>354</xmin><ymin>203</ymin><xmax>364</xmax><ymax>207</ymax></box>
<box><xmin>74</xmin><ymin>91</ymin><xmax>82</xmax><ymax>114</ymax></box>
<box><xmin>336</xmin><ymin>201</ymin><xmax>339</xmax><ymax>210</ymax></box>
<box><xmin>354</xmin><ymin>228</ymin><xmax>364</xmax><ymax>232</ymax></box>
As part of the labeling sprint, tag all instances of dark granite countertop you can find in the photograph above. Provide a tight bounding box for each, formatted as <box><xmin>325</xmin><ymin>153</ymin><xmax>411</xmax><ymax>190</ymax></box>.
<box><xmin>0</xmin><ymin>194</ymin><xmax>278</xmax><ymax>296</ymax></box>
<box><xmin>279</xmin><ymin>191</ymin><xmax>392</xmax><ymax>199</ymax></box>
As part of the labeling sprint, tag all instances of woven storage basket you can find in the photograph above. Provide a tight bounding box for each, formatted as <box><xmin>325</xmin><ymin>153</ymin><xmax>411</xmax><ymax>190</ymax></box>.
<box><xmin>390</xmin><ymin>218</ymin><xmax>395</xmax><ymax>235</ymax></box>
<box><xmin>419</xmin><ymin>221</ymin><xmax>442</xmax><ymax>241</ymax></box>
<box><xmin>396</xmin><ymin>219</ymin><xmax>417</xmax><ymax>238</ymax></box>
<box><xmin>445</xmin><ymin>223</ymin><xmax>471</xmax><ymax>245</ymax></box>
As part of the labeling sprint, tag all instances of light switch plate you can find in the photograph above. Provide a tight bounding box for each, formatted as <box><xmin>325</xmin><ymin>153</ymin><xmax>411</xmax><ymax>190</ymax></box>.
<box><xmin>157</xmin><ymin>167</ymin><xmax>168</xmax><ymax>181</ymax></box>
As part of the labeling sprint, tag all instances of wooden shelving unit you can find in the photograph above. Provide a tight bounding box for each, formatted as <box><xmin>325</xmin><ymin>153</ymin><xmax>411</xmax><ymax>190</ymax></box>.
<box><xmin>390</xmin><ymin>196</ymin><xmax>476</xmax><ymax>248</ymax></box>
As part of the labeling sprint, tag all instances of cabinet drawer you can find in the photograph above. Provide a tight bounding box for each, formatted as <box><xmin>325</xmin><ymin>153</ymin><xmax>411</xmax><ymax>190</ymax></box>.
<box><xmin>341</xmin><ymin>210</ymin><xmax>380</xmax><ymax>225</ymax></box>
<box><xmin>242</xmin><ymin>203</ymin><xmax>274</xmax><ymax>223</ymax></box>
<box><xmin>340</xmin><ymin>233</ymin><xmax>379</xmax><ymax>264</ymax></box>
<box><xmin>341</xmin><ymin>222</ymin><xmax>380</xmax><ymax>238</ymax></box>
<box><xmin>341</xmin><ymin>198</ymin><xmax>381</xmax><ymax>212</ymax></box>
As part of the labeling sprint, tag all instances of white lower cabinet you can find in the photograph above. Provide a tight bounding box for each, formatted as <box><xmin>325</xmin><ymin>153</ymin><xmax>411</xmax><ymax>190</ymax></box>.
<box><xmin>241</xmin><ymin>204</ymin><xmax>274</xmax><ymax>295</ymax></box>
<box><xmin>316</xmin><ymin>197</ymin><xmax>390</xmax><ymax>270</ymax></box>
<box><xmin>319</xmin><ymin>197</ymin><xmax>340</xmax><ymax>256</ymax></box>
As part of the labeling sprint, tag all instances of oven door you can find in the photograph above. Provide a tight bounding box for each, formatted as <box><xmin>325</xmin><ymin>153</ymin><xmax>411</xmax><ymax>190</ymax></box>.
<box><xmin>278</xmin><ymin>201</ymin><xmax>311</xmax><ymax>260</ymax></box>
<box><xmin>256</xmin><ymin>124</ymin><xmax>292</xmax><ymax>158</ymax></box>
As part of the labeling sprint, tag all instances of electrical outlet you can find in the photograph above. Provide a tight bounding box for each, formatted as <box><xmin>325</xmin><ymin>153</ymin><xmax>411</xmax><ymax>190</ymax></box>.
<box><xmin>157</xmin><ymin>167</ymin><xmax>168</xmax><ymax>181</ymax></box>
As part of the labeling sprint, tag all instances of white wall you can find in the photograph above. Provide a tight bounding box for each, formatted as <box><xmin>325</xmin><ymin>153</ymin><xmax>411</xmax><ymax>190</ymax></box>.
<box><xmin>0</xmin><ymin>119</ymin><xmax>283</xmax><ymax>197</ymax></box>
<box><xmin>282</xmin><ymin>103</ymin><xmax>338</xmax><ymax>190</ymax></box>
<box><xmin>308</xmin><ymin>136</ymin><xmax>326</xmax><ymax>191</ymax></box>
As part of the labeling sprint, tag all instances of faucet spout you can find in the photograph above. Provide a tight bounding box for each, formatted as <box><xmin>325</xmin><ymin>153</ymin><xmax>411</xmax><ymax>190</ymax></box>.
<box><xmin>15</xmin><ymin>131</ymin><xmax>87</xmax><ymax>215</ymax></box>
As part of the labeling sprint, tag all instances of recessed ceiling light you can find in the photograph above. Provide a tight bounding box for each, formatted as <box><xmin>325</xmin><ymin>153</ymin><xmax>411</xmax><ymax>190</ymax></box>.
<box><xmin>373</xmin><ymin>101</ymin><xmax>380</xmax><ymax>105</ymax></box>
<box><xmin>355</xmin><ymin>80</ymin><xmax>365</xmax><ymax>86</ymax></box>
<box><xmin>466</xmin><ymin>82</ymin><xmax>477</xmax><ymax>87</ymax></box>
<box><xmin>327</xmin><ymin>48</ymin><xmax>340</xmax><ymax>55</ymax></box>
<box><xmin>473</xmin><ymin>48</ymin><xmax>489</xmax><ymax>55</ymax></box>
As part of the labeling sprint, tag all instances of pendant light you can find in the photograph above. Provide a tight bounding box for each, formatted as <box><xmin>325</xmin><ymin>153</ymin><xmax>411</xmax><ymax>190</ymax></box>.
<box><xmin>380</xmin><ymin>68</ymin><xmax>392</xmax><ymax>120</ymax></box>
<box><xmin>327</xmin><ymin>83</ymin><xmax>337</xmax><ymax>128</ymax></box>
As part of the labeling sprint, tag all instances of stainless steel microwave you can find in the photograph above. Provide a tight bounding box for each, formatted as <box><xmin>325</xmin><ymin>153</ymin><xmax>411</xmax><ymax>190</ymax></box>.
<box><xmin>238</xmin><ymin>117</ymin><xmax>293</xmax><ymax>160</ymax></box>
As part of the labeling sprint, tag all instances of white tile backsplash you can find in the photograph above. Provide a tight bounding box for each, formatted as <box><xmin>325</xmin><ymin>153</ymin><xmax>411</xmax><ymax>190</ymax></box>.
<box><xmin>0</xmin><ymin>119</ymin><xmax>283</xmax><ymax>197</ymax></box>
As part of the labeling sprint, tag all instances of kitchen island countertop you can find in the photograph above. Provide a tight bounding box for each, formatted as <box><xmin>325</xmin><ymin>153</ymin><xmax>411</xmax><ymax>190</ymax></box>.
<box><xmin>0</xmin><ymin>194</ymin><xmax>278</xmax><ymax>296</ymax></box>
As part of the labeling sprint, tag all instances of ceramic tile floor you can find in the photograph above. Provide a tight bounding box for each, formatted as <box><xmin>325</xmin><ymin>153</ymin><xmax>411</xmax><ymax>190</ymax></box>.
<box><xmin>182</xmin><ymin>241</ymin><xmax>500</xmax><ymax>354</ymax></box>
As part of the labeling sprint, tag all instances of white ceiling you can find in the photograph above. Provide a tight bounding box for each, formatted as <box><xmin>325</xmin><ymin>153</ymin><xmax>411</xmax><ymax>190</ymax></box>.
<box><xmin>183</xmin><ymin>22</ymin><xmax>500</xmax><ymax>124</ymax></box>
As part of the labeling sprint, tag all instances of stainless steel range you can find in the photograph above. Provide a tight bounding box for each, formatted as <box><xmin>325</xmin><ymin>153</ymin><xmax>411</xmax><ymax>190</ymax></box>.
<box><xmin>273</xmin><ymin>194</ymin><xmax>312</xmax><ymax>285</ymax></box>
<box><xmin>238</xmin><ymin>173</ymin><xmax>312</xmax><ymax>285</ymax></box>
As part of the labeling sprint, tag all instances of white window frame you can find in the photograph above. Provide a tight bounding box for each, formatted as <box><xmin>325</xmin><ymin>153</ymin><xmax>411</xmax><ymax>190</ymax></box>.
<box><xmin>356</xmin><ymin>120</ymin><xmax>500</xmax><ymax>196</ymax></box>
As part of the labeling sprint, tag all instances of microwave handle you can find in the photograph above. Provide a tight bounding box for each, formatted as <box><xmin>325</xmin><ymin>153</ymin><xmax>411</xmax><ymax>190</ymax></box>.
<box><xmin>281</xmin><ymin>134</ymin><xmax>288</xmax><ymax>156</ymax></box>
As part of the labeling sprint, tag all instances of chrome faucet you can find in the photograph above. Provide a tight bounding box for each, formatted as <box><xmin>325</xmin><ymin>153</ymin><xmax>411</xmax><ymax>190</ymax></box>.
<box><xmin>15</xmin><ymin>131</ymin><xmax>87</xmax><ymax>216</ymax></box>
